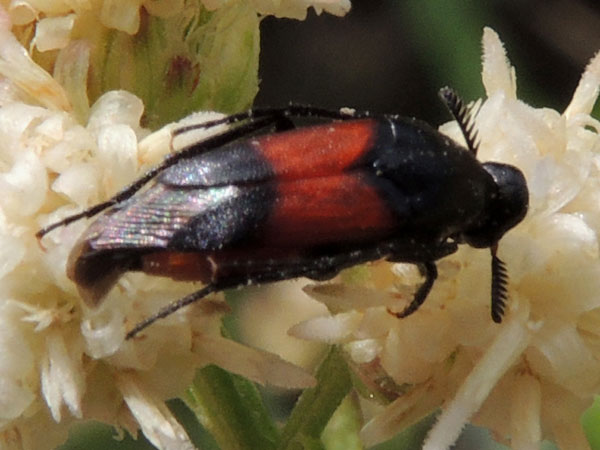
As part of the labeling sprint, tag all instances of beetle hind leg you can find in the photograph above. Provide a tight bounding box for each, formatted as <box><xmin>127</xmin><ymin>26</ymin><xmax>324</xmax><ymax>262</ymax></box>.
<box><xmin>125</xmin><ymin>246</ymin><xmax>386</xmax><ymax>339</ymax></box>
<box><xmin>388</xmin><ymin>261</ymin><xmax>438</xmax><ymax>319</ymax></box>
<box><xmin>125</xmin><ymin>284</ymin><xmax>220</xmax><ymax>339</ymax></box>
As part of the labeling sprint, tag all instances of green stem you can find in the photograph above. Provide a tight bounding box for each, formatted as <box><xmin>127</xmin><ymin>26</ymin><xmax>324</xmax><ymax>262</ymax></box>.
<box><xmin>184</xmin><ymin>365</ymin><xmax>279</xmax><ymax>450</ymax></box>
<box><xmin>278</xmin><ymin>347</ymin><xmax>353</xmax><ymax>450</ymax></box>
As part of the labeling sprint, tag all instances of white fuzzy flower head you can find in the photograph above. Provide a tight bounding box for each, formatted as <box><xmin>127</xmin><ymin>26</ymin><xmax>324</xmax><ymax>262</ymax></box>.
<box><xmin>0</xmin><ymin>6</ymin><xmax>315</xmax><ymax>450</ymax></box>
<box><xmin>0</xmin><ymin>0</ymin><xmax>350</xmax><ymax>132</ymax></box>
<box><xmin>291</xmin><ymin>28</ymin><xmax>600</xmax><ymax>450</ymax></box>
<box><xmin>3</xmin><ymin>0</ymin><xmax>349</xmax><ymax>39</ymax></box>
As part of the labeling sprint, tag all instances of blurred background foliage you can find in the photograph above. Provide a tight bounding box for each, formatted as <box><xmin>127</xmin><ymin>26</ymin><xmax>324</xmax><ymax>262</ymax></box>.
<box><xmin>257</xmin><ymin>0</ymin><xmax>600</xmax><ymax>122</ymax></box>
<box><xmin>58</xmin><ymin>0</ymin><xmax>600</xmax><ymax>449</ymax></box>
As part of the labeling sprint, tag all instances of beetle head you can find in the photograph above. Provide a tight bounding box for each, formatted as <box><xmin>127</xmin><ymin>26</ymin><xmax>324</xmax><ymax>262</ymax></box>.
<box><xmin>462</xmin><ymin>162</ymin><xmax>528</xmax><ymax>248</ymax></box>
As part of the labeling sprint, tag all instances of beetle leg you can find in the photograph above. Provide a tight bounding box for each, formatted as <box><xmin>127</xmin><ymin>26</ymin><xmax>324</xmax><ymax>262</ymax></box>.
<box><xmin>124</xmin><ymin>261</ymin><xmax>335</xmax><ymax>340</ymax></box>
<box><xmin>432</xmin><ymin>240</ymin><xmax>459</xmax><ymax>259</ymax></box>
<box><xmin>386</xmin><ymin>239</ymin><xmax>457</xmax><ymax>263</ymax></box>
<box><xmin>36</xmin><ymin>115</ymin><xmax>281</xmax><ymax>239</ymax></box>
<box><xmin>38</xmin><ymin>107</ymin><xmax>371</xmax><ymax>240</ymax></box>
<box><xmin>38</xmin><ymin>106</ymin><xmax>376</xmax><ymax>240</ymax></box>
<box><xmin>125</xmin><ymin>284</ymin><xmax>220</xmax><ymax>339</ymax></box>
<box><xmin>126</xmin><ymin>246</ymin><xmax>390</xmax><ymax>339</ymax></box>
<box><xmin>388</xmin><ymin>261</ymin><xmax>437</xmax><ymax>319</ymax></box>
<box><xmin>273</xmin><ymin>115</ymin><xmax>296</xmax><ymax>132</ymax></box>
<box><xmin>172</xmin><ymin>104</ymin><xmax>368</xmax><ymax>138</ymax></box>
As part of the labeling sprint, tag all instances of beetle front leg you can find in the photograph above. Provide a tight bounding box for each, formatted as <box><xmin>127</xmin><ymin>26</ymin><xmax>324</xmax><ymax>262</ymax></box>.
<box><xmin>388</xmin><ymin>261</ymin><xmax>437</xmax><ymax>318</ymax></box>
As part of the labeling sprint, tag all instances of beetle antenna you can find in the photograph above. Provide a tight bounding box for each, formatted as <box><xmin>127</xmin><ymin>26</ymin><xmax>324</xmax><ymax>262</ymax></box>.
<box><xmin>172</xmin><ymin>105</ymin><xmax>362</xmax><ymax>137</ymax></box>
<box><xmin>36</xmin><ymin>115</ymin><xmax>279</xmax><ymax>240</ymax></box>
<box><xmin>37</xmin><ymin>106</ymin><xmax>374</xmax><ymax>241</ymax></box>
<box><xmin>438</xmin><ymin>87</ymin><xmax>480</xmax><ymax>156</ymax></box>
<box><xmin>490</xmin><ymin>244</ymin><xmax>508</xmax><ymax>323</ymax></box>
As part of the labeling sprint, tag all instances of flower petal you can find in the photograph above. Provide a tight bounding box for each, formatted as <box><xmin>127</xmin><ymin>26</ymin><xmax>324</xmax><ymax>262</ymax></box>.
<box><xmin>565</xmin><ymin>50</ymin><xmax>600</xmax><ymax>119</ymax></box>
<box><xmin>0</xmin><ymin>150</ymin><xmax>47</xmax><ymax>217</ymax></box>
<box><xmin>195</xmin><ymin>335</ymin><xmax>316</xmax><ymax>389</ymax></box>
<box><xmin>100</xmin><ymin>0</ymin><xmax>142</xmax><ymax>35</ymax></box>
<box><xmin>34</xmin><ymin>14</ymin><xmax>75</xmax><ymax>52</ymax></box>
<box><xmin>0</xmin><ymin>301</ymin><xmax>35</xmax><ymax>421</ymax></box>
<box><xmin>289</xmin><ymin>311</ymin><xmax>364</xmax><ymax>343</ymax></box>
<box><xmin>40</xmin><ymin>329</ymin><xmax>85</xmax><ymax>421</ymax></box>
<box><xmin>116</xmin><ymin>373</ymin><xmax>195</xmax><ymax>450</ymax></box>
<box><xmin>509</xmin><ymin>372</ymin><xmax>542</xmax><ymax>450</ymax></box>
<box><xmin>0</xmin><ymin>6</ymin><xmax>70</xmax><ymax>110</ymax></box>
<box><xmin>422</xmin><ymin>304</ymin><xmax>530</xmax><ymax>450</ymax></box>
<box><xmin>482</xmin><ymin>27</ymin><xmax>516</xmax><ymax>100</ymax></box>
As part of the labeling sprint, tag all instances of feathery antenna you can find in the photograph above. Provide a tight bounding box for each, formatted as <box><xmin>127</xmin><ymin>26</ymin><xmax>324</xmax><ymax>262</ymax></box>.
<box><xmin>438</xmin><ymin>87</ymin><xmax>480</xmax><ymax>156</ymax></box>
<box><xmin>490</xmin><ymin>244</ymin><xmax>508</xmax><ymax>322</ymax></box>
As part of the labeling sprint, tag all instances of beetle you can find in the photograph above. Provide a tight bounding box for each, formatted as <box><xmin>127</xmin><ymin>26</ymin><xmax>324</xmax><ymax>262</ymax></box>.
<box><xmin>37</xmin><ymin>88</ymin><xmax>528</xmax><ymax>339</ymax></box>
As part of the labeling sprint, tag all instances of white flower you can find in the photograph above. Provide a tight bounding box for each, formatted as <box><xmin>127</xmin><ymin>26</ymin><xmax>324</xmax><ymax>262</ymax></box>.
<box><xmin>2</xmin><ymin>0</ymin><xmax>350</xmax><ymax>44</ymax></box>
<box><xmin>291</xmin><ymin>28</ymin><xmax>600</xmax><ymax>450</ymax></box>
<box><xmin>1</xmin><ymin>0</ymin><xmax>352</xmax><ymax>131</ymax></box>
<box><xmin>0</xmin><ymin>6</ymin><xmax>314</xmax><ymax>449</ymax></box>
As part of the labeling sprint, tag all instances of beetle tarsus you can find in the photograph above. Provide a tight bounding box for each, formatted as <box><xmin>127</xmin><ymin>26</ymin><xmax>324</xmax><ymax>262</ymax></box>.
<box><xmin>388</xmin><ymin>261</ymin><xmax>438</xmax><ymax>318</ymax></box>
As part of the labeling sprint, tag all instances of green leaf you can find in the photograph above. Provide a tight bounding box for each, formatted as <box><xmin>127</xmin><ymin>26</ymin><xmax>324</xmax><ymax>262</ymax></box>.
<box><xmin>58</xmin><ymin>421</ymin><xmax>156</xmax><ymax>450</ymax></box>
<box><xmin>402</xmin><ymin>0</ymin><xmax>486</xmax><ymax>101</ymax></box>
<box><xmin>278</xmin><ymin>346</ymin><xmax>353</xmax><ymax>450</ymax></box>
<box><xmin>582</xmin><ymin>396</ymin><xmax>600</xmax><ymax>449</ymax></box>
<box><xmin>184</xmin><ymin>365</ymin><xmax>279</xmax><ymax>450</ymax></box>
<box><xmin>322</xmin><ymin>395</ymin><xmax>362</xmax><ymax>450</ymax></box>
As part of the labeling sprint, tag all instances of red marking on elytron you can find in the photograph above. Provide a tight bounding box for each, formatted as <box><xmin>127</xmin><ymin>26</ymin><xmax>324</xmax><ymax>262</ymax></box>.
<box><xmin>263</xmin><ymin>173</ymin><xmax>398</xmax><ymax>247</ymax></box>
<box><xmin>254</xmin><ymin>119</ymin><xmax>376</xmax><ymax>179</ymax></box>
<box><xmin>142</xmin><ymin>252</ymin><xmax>214</xmax><ymax>282</ymax></box>
<box><xmin>141</xmin><ymin>248</ymin><xmax>307</xmax><ymax>281</ymax></box>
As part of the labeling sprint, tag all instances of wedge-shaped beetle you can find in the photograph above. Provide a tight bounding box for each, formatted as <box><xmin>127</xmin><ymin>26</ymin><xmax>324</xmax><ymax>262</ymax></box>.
<box><xmin>38</xmin><ymin>88</ymin><xmax>528</xmax><ymax>338</ymax></box>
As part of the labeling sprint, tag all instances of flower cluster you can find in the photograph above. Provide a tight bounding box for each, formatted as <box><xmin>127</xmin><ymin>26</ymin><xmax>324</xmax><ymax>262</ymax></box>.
<box><xmin>4</xmin><ymin>0</ymin><xmax>349</xmax><ymax>46</ymax></box>
<box><xmin>0</xmin><ymin>0</ymin><xmax>350</xmax><ymax>130</ymax></box>
<box><xmin>2</xmin><ymin>0</ymin><xmax>597</xmax><ymax>446</ymax></box>
<box><xmin>291</xmin><ymin>28</ymin><xmax>600</xmax><ymax>450</ymax></box>
<box><xmin>0</xmin><ymin>0</ymin><xmax>358</xmax><ymax>447</ymax></box>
